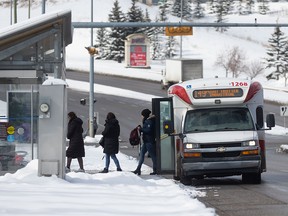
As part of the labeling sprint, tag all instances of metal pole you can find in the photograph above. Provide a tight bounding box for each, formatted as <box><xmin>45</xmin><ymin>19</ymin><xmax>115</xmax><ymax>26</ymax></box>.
<box><xmin>28</xmin><ymin>0</ymin><xmax>31</xmax><ymax>18</ymax></box>
<box><xmin>13</xmin><ymin>0</ymin><xmax>17</xmax><ymax>24</ymax></box>
<box><xmin>42</xmin><ymin>0</ymin><xmax>45</xmax><ymax>14</ymax></box>
<box><xmin>31</xmin><ymin>85</ymin><xmax>34</xmax><ymax>159</ymax></box>
<box><xmin>180</xmin><ymin>0</ymin><xmax>183</xmax><ymax>58</ymax></box>
<box><xmin>89</xmin><ymin>0</ymin><xmax>95</xmax><ymax>137</ymax></box>
<box><xmin>10</xmin><ymin>0</ymin><xmax>12</xmax><ymax>25</ymax></box>
<box><xmin>72</xmin><ymin>22</ymin><xmax>288</xmax><ymax>28</ymax></box>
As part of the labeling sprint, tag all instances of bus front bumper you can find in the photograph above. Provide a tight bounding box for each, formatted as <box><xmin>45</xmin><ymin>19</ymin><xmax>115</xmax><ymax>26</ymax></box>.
<box><xmin>182</xmin><ymin>157</ymin><xmax>261</xmax><ymax>177</ymax></box>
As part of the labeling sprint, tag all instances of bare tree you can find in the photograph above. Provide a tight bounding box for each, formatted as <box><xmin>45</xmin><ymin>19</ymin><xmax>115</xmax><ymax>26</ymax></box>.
<box><xmin>215</xmin><ymin>46</ymin><xmax>247</xmax><ymax>78</ymax></box>
<box><xmin>228</xmin><ymin>46</ymin><xmax>247</xmax><ymax>78</ymax></box>
<box><xmin>247</xmin><ymin>60</ymin><xmax>264</xmax><ymax>79</ymax></box>
<box><xmin>215</xmin><ymin>52</ymin><xmax>230</xmax><ymax>77</ymax></box>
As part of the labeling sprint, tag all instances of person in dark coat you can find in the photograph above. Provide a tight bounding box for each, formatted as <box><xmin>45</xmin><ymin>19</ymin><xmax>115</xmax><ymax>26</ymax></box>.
<box><xmin>99</xmin><ymin>112</ymin><xmax>122</xmax><ymax>173</ymax></box>
<box><xmin>66</xmin><ymin>111</ymin><xmax>85</xmax><ymax>172</ymax></box>
<box><xmin>133</xmin><ymin>108</ymin><xmax>157</xmax><ymax>175</ymax></box>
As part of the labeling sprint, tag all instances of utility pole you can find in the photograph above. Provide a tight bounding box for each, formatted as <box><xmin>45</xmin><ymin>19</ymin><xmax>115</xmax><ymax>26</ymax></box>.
<box><xmin>42</xmin><ymin>0</ymin><xmax>46</xmax><ymax>14</ymax></box>
<box><xmin>28</xmin><ymin>0</ymin><xmax>31</xmax><ymax>18</ymax></box>
<box><xmin>180</xmin><ymin>0</ymin><xmax>183</xmax><ymax>58</ymax></box>
<box><xmin>89</xmin><ymin>0</ymin><xmax>95</xmax><ymax>137</ymax></box>
<box><xmin>10</xmin><ymin>0</ymin><xmax>12</xmax><ymax>25</ymax></box>
<box><xmin>13</xmin><ymin>0</ymin><xmax>17</xmax><ymax>24</ymax></box>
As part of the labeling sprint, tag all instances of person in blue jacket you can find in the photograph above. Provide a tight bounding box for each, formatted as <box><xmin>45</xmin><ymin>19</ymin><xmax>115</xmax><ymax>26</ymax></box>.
<box><xmin>133</xmin><ymin>109</ymin><xmax>157</xmax><ymax>175</ymax></box>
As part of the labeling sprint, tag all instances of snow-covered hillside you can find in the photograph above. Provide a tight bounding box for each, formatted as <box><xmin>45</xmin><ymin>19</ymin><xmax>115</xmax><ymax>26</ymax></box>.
<box><xmin>1</xmin><ymin>0</ymin><xmax>288</xmax><ymax>87</ymax></box>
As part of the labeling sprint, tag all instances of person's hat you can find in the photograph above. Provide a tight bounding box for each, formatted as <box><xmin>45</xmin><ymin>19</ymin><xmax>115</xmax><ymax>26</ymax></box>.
<box><xmin>141</xmin><ymin>109</ymin><xmax>151</xmax><ymax>118</ymax></box>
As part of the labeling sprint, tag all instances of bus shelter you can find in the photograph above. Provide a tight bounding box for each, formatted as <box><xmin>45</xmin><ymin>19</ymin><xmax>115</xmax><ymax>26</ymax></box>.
<box><xmin>0</xmin><ymin>10</ymin><xmax>72</xmax><ymax>178</ymax></box>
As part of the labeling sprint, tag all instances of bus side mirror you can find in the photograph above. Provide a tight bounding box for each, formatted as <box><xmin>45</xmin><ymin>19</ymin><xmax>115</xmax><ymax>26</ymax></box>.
<box><xmin>163</xmin><ymin>120</ymin><xmax>174</xmax><ymax>135</ymax></box>
<box><xmin>266</xmin><ymin>113</ymin><xmax>275</xmax><ymax>129</ymax></box>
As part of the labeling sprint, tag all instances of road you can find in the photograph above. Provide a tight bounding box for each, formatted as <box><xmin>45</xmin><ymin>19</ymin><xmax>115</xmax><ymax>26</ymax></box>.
<box><xmin>66</xmin><ymin>70</ymin><xmax>288</xmax><ymax>216</ymax></box>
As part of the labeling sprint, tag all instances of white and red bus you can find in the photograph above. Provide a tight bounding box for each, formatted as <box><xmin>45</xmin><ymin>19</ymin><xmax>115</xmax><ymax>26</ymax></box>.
<box><xmin>152</xmin><ymin>78</ymin><xmax>275</xmax><ymax>185</ymax></box>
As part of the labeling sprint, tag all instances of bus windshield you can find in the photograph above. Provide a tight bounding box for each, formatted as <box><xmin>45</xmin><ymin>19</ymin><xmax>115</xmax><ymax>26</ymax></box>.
<box><xmin>184</xmin><ymin>108</ymin><xmax>255</xmax><ymax>133</ymax></box>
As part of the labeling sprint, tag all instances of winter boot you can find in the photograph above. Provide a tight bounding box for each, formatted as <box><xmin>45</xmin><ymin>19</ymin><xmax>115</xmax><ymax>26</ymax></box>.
<box><xmin>99</xmin><ymin>168</ymin><xmax>108</xmax><ymax>173</ymax></box>
<box><xmin>150</xmin><ymin>169</ymin><xmax>157</xmax><ymax>175</ymax></box>
<box><xmin>132</xmin><ymin>168</ymin><xmax>141</xmax><ymax>175</ymax></box>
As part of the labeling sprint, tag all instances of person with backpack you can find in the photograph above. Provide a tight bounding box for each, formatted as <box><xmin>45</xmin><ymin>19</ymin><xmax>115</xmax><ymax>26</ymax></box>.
<box><xmin>132</xmin><ymin>109</ymin><xmax>157</xmax><ymax>175</ymax></box>
<box><xmin>99</xmin><ymin>112</ymin><xmax>122</xmax><ymax>173</ymax></box>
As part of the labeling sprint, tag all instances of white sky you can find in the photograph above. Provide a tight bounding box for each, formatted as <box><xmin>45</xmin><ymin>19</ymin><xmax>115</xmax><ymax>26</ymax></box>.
<box><xmin>1</xmin><ymin>0</ymin><xmax>288</xmax><ymax>215</ymax></box>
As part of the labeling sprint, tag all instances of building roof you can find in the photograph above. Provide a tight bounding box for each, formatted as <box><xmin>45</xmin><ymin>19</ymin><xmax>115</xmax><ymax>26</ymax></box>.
<box><xmin>0</xmin><ymin>10</ymin><xmax>72</xmax><ymax>54</ymax></box>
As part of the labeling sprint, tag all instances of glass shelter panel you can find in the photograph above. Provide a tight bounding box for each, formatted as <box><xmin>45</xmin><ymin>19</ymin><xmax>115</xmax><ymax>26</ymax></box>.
<box><xmin>0</xmin><ymin>84</ymin><xmax>38</xmax><ymax>175</ymax></box>
<box><xmin>1</xmin><ymin>32</ymin><xmax>62</xmax><ymax>73</ymax></box>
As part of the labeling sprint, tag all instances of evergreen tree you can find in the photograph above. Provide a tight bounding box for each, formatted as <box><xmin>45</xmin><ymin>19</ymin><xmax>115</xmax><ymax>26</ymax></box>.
<box><xmin>107</xmin><ymin>0</ymin><xmax>126</xmax><ymax>61</ymax></box>
<box><xmin>265</xmin><ymin>27</ymin><xmax>287</xmax><ymax>80</ymax></box>
<box><xmin>226</xmin><ymin>0</ymin><xmax>234</xmax><ymax>14</ymax></box>
<box><xmin>214</xmin><ymin>0</ymin><xmax>230</xmax><ymax>32</ymax></box>
<box><xmin>143</xmin><ymin>9</ymin><xmax>154</xmax><ymax>39</ymax></box>
<box><xmin>172</xmin><ymin>0</ymin><xmax>182</xmax><ymax>17</ymax></box>
<box><xmin>144</xmin><ymin>8</ymin><xmax>152</xmax><ymax>23</ymax></box>
<box><xmin>159</xmin><ymin>0</ymin><xmax>169</xmax><ymax>22</ymax></box>
<box><xmin>165</xmin><ymin>36</ymin><xmax>178</xmax><ymax>58</ymax></box>
<box><xmin>149</xmin><ymin>16</ymin><xmax>164</xmax><ymax>60</ymax></box>
<box><xmin>172</xmin><ymin>0</ymin><xmax>192</xmax><ymax>20</ymax></box>
<box><xmin>208</xmin><ymin>0</ymin><xmax>217</xmax><ymax>14</ymax></box>
<box><xmin>282</xmin><ymin>43</ymin><xmax>288</xmax><ymax>86</ymax></box>
<box><xmin>236</xmin><ymin>0</ymin><xmax>245</xmax><ymax>15</ymax></box>
<box><xmin>258</xmin><ymin>0</ymin><xmax>269</xmax><ymax>15</ymax></box>
<box><xmin>182</xmin><ymin>0</ymin><xmax>192</xmax><ymax>20</ymax></box>
<box><xmin>245</xmin><ymin>0</ymin><xmax>255</xmax><ymax>14</ymax></box>
<box><xmin>150</xmin><ymin>31</ymin><xmax>162</xmax><ymax>60</ymax></box>
<box><xmin>126</xmin><ymin>0</ymin><xmax>144</xmax><ymax>36</ymax></box>
<box><xmin>158</xmin><ymin>0</ymin><xmax>169</xmax><ymax>36</ymax></box>
<box><xmin>193</xmin><ymin>0</ymin><xmax>205</xmax><ymax>19</ymax></box>
<box><xmin>95</xmin><ymin>28</ymin><xmax>110</xmax><ymax>59</ymax></box>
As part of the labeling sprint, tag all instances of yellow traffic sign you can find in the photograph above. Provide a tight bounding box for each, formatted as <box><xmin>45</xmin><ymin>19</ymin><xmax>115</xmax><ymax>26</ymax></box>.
<box><xmin>165</xmin><ymin>26</ymin><xmax>193</xmax><ymax>36</ymax></box>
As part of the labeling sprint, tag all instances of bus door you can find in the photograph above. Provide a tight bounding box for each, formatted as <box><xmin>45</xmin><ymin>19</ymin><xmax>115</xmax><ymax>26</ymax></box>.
<box><xmin>152</xmin><ymin>97</ymin><xmax>174</xmax><ymax>174</ymax></box>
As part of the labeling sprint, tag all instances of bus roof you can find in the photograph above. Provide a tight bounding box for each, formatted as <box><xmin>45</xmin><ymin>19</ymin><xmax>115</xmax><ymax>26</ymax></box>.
<box><xmin>168</xmin><ymin>78</ymin><xmax>263</xmax><ymax>106</ymax></box>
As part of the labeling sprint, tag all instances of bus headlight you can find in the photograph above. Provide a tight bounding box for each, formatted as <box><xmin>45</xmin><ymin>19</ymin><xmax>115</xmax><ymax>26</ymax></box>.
<box><xmin>185</xmin><ymin>143</ymin><xmax>199</xmax><ymax>149</ymax></box>
<box><xmin>242</xmin><ymin>140</ymin><xmax>256</xmax><ymax>146</ymax></box>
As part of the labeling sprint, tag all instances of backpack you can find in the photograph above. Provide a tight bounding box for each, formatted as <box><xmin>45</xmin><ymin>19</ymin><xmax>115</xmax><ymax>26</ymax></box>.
<box><xmin>129</xmin><ymin>127</ymin><xmax>140</xmax><ymax>146</ymax></box>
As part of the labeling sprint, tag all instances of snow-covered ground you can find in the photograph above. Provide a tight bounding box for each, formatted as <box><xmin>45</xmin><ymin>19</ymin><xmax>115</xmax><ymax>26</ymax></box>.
<box><xmin>1</xmin><ymin>0</ymin><xmax>288</xmax><ymax>215</ymax></box>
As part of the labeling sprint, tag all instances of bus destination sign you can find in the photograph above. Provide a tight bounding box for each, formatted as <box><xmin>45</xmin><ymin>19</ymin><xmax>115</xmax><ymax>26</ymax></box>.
<box><xmin>193</xmin><ymin>88</ymin><xmax>243</xmax><ymax>99</ymax></box>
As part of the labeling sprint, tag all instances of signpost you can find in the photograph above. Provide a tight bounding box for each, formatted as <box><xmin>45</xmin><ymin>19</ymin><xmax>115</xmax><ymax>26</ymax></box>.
<box><xmin>280</xmin><ymin>106</ymin><xmax>288</xmax><ymax>116</ymax></box>
<box><xmin>280</xmin><ymin>106</ymin><xmax>288</xmax><ymax>128</ymax></box>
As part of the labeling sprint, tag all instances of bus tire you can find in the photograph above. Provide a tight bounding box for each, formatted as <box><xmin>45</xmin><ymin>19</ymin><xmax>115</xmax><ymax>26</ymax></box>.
<box><xmin>173</xmin><ymin>175</ymin><xmax>180</xmax><ymax>181</ymax></box>
<box><xmin>180</xmin><ymin>169</ymin><xmax>191</xmax><ymax>185</ymax></box>
<box><xmin>242</xmin><ymin>172</ymin><xmax>261</xmax><ymax>184</ymax></box>
<box><xmin>180</xmin><ymin>175</ymin><xmax>191</xmax><ymax>185</ymax></box>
